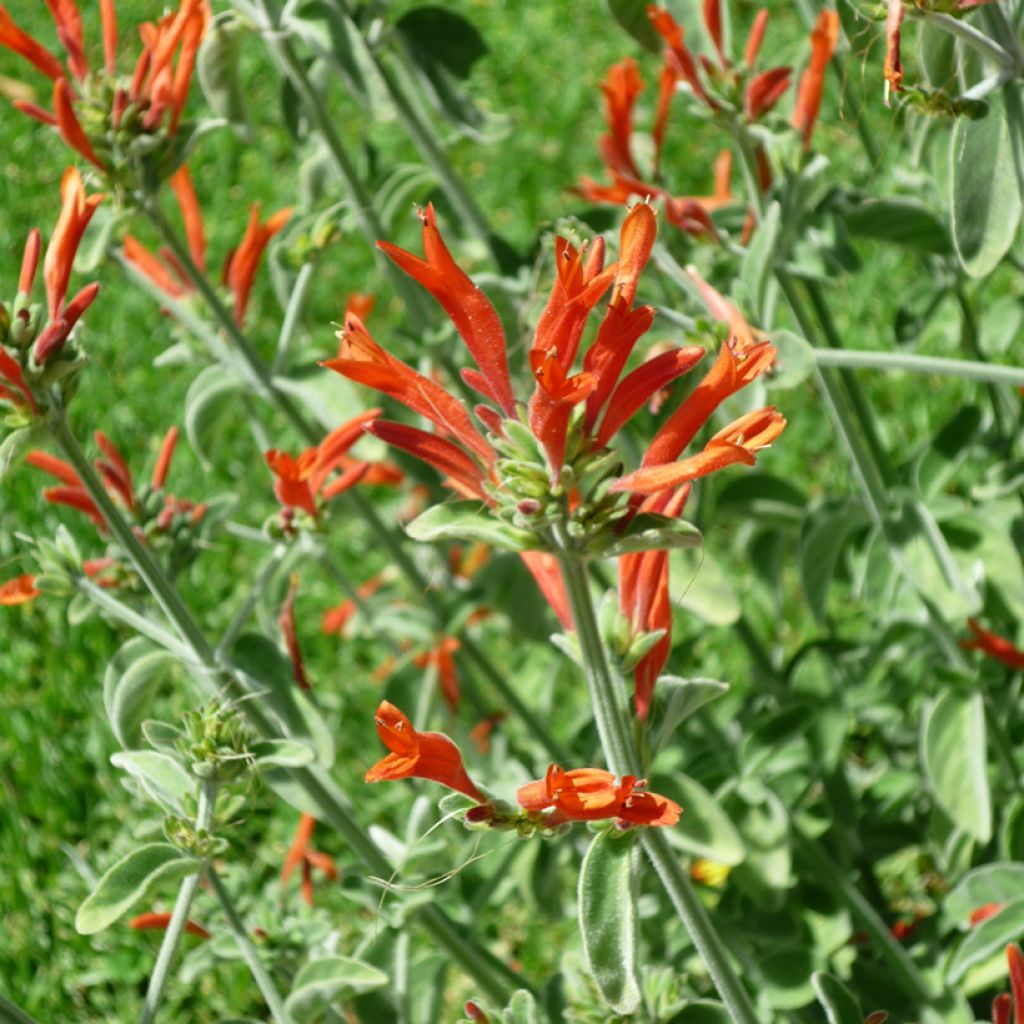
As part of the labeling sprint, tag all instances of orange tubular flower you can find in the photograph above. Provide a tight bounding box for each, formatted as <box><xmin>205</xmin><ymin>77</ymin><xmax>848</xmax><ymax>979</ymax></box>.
<box><xmin>30</xmin><ymin>167</ymin><xmax>103</xmax><ymax>367</ymax></box>
<box><xmin>992</xmin><ymin>945</ymin><xmax>1024</xmax><ymax>1024</ymax></box>
<box><xmin>278</xmin><ymin>573</ymin><xmax>310</xmax><ymax>690</ymax></box>
<box><xmin>129</xmin><ymin>911</ymin><xmax>210</xmax><ymax>940</ymax></box>
<box><xmin>280</xmin><ymin>814</ymin><xmax>338</xmax><ymax>907</ymax></box>
<box><xmin>619</xmin><ymin>485</ymin><xmax>690</xmax><ymax>718</ymax></box>
<box><xmin>963</xmin><ymin>619</ymin><xmax>1024</xmax><ymax>670</ymax></box>
<box><xmin>884</xmin><ymin>0</ymin><xmax>905</xmax><ymax>98</ymax></box>
<box><xmin>792</xmin><ymin>10</ymin><xmax>840</xmax><ymax>149</ymax></box>
<box><xmin>227</xmin><ymin>205</ymin><xmax>293</xmax><ymax>325</ymax></box>
<box><xmin>27</xmin><ymin>426</ymin><xmax>199</xmax><ymax>538</ymax></box>
<box><xmin>970</xmin><ymin>903</ymin><xmax>1007</xmax><ymax>927</ymax></box>
<box><xmin>365</xmin><ymin>700</ymin><xmax>485</xmax><ymax>803</ymax></box>
<box><xmin>265</xmin><ymin>409</ymin><xmax>381</xmax><ymax>518</ymax></box>
<box><xmin>0</xmin><ymin>575</ymin><xmax>39</xmax><ymax>606</ymax></box>
<box><xmin>0</xmin><ymin>1</ymin><xmax>210</xmax><ymax>171</ymax></box>
<box><xmin>125</xmin><ymin>169</ymin><xmax>288</xmax><ymax>329</ymax></box>
<box><xmin>517</xmin><ymin>764</ymin><xmax>680</xmax><ymax>828</ymax></box>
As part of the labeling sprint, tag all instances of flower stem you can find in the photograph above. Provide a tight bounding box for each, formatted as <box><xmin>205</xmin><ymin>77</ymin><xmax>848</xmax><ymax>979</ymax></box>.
<box><xmin>553</xmin><ymin>532</ymin><xmax>759</xmax><ymax>1024</ymax></box>
<box><xmin>139</xmin><ymin>781</ymin><xmax>217</xmax><ymax>1024</ymax></box>
<box><xmin>208</xmin><ymin>869</ymin><xmax>289</xmax><ymax>1024</ymax></box>
<box><xmin>0</xmin><ymin>992</ymin><xmax>42</xmax><ymax>1024</ymax></box>
<box><xmin>641</xmin><ymin>829</ymin><xmax>762</xmax><ymax>1024</ymax></box>
<box><xmin>51</xmin><ymin>402</ymin><xmax>522</xmax><ymax>1005</ymax></box>
<box><xmin>250</xmin><ymin>0</ymin><xmax>434</xmax><ymax>322</ymax></box>
<box><xmin>811</xmin><ymin>346</ymin><xmax>1024</xmax><ymax>387</ymax></box>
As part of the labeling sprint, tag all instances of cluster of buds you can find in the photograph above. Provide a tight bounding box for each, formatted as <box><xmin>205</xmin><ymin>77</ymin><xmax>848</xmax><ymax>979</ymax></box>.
<box><xmin>365</xmin><ymin>702</ymin><xmax>681</xmax><ymax>834</ymax></box>
<box><xmin>0</xmin><ymin>1</ymin><xmax>210</xmax><ymax>192</ymax></box>
<box><xmin>577</xmin><ymin>4</ymin><xmax>839</xmax><ymax>234</ymax></box>
<box><xmin>178</xmin><ymin>700</ymin><xmax>253</xmax><ymax>784</ymax></box>
<box><xmin>125</xmin><ymin>164</ymin><xmax>293</xmax><ymax>329</ymax></box>
<box><xmin>0</xmin><ymin>169</ymin><xmax>101</xmax><ymax>425</ymax></box>
<box><xmin>265</xmin><ymin>408</ymin><xmax>404</xmax><ymax>536</ymax></box>
<box><xmin>26</xmin><ymin>426</ymin><xmax>208</xmax><ymax>583</ymax></box>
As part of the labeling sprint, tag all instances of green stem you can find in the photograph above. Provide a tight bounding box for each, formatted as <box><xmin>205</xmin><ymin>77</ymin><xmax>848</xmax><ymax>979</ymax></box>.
<box><xmin>641</xmin><ymin>830</ymin><xmax>762</xmax><ymax>1024</ymax></box>
<box><xmin>216</xmin><ymin>544</ymin><xmax>290</xmax><ymax>658</ymax></box>
<box><xmin>273</xmin><ymin>261</ymin><xmax>314</xmax><ymax>375</ymax></box>
<box><xmin>812</xmin><ymin>346</ymin><xmax>1024</xmax><ymax>388</ymax></box>
<box><xmin>253</xmin><ymin>0</ymin><xmax>433</xmax><ymax>323</ymax></box>
<box><xmin>554</xmin><ymin>542</ymin><xmax>638</xmax><ymax>778</ymax></box>
<box><xmin>140</xmin><ymin>781</ymin><xmax>217</xmax><ymax>1024</ymax></box>
<box><xmin>553</xmin><ymin>532</ymin><xmax>759</xmax><ymax>1024</ymax></box>
<box><xmin>208</xmin><ymin>870</ymin><xmax>290</xmax><ymax>1024</ymax></box>
<box><xmin>921</xmin><ymin>10</ymin><xmax>1016</xmax><ymax>66</ymax></box>
<box><xmin>0</xmin><ymin>993</ymin><xmax>42</xmax><ymax>1024</ymax></box>
<box><xmin>77</xmin><ymin>578</ymin><xmax>194</xmax><ymax>661</ymax></box>
<box><xmin>792</xmin><ymin>828</ymin><xmax>937</xmax><ymax>1007</ymax></box>
<box><xmin>141</xmin><ymin>198</ymin><xmax>318</xmax><ymax>446</ymax></box>
<box><xmin>54</xmin><ymin>402</ymin><xmax>522</xmax><ymax>1004</ymax></box>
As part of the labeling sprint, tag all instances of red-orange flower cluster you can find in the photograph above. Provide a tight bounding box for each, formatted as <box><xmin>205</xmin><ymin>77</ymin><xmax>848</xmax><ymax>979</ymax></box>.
<box><xmin>265</xmin><ymin>409</ymin><xmax>393</xmax><ymax>519</ymax></box>
<box><xmin>280</xmin><ymin>814</ymin><xmax>339</xmax><ymax>907</ymax></box>
<box><xmin>125</xmin><ymin>166</ymin><xmax>292</xmax><ymax>328</ymax></box>
<box><xmin>0</xmin><ymin>1</ymin><xmax>209</xmax><ymax>170</ymax></box>
<box><xmin>1</xmin><ymin>168</ymin><xmax>102</xmax><ymax>416</ymax></box>
<box><xmin>326</xmin><ymin>202</ymin><xmax>781</xmax><ymax>499</ymax></box>
<box><xmin>28</xmin><ymin>426</ymin><xmax>203</xmax><ymax>537</ymax></box>
<box><xmin>517</xmin><ymin>764</ymin><xmax>681</xmax><ymax>828</ymax></box>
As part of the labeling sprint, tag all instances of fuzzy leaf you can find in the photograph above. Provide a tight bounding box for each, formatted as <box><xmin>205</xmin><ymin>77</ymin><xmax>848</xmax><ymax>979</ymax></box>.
<box><xmin>103</xmin><ymin>639</ymin><xmax>179</xmax><ymax>748</ymax></box>
<box><xmin>197</xmin><ymin>11</ymin><xmax>254</xmax><ymax>139</ymax></box>
<box><xmin>251</xmin><ymin>738</ymin><xmax>315</xmax><ymax>768</ymax></box>
<box><xmin>947</xmin><ymin>896</ymin><xmax>1024</xmax><ymax>982</ymax></box>
<box><xmin>812</xmin><ymin>971</ymin><xmax>863</xmax><ymax>1024</ymax></box>
<box><xmin>285</xmin><ymin>956</ymin><xmax>389</xmax><ymax>1021</ymax></box>
<box><xmin>945</xmin><ymin>862</ymin><xmax>1024</xmax><ymax>924</ymax></box>
<box><xmin>650</xmin><ymin>677</ymin><xmax>729</xmax><ymax>755</ymax></box>
<box><xmin>406</xmin><ymin>502</ymin><xmax>538</xmax><ymax>551</ymax></box>
<box><xmin>596</xmin><ymin>514</ymin><xmax>702</xmax><ymax>557</ymax></box>
<box><xmin>922</xmin><ymin>689</ymin><xmax>991</xmax><ymax>842</ymax></box>
<box><xmin>951</xmin><ymin>93</ymin><xmax>1022</xmax><ymax>277</ymax></box>
<box><xmin>75</xmin><ymin>844</ymin><xmax>200</xmax><ymax>934</ymax></box>
<box><xmin>110</xmin><ymin>751</ymin><xmax>193</xmax><ymax>812</ymax></box>
<box><xmin>578</xmin><ymin>831</ymin><xmax>641</xmax><ymax>1014</ymax></box>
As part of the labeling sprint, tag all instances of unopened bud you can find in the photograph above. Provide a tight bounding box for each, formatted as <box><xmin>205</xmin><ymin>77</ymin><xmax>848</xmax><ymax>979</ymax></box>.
<box><xmin>516</xmin><ymin>498</ymin><xmax>542</xmax><ymax>516</ymax></box>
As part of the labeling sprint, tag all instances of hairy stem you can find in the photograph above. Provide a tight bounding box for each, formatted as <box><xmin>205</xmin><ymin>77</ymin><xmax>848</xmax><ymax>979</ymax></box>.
<box><xmin>208</xmin><ymin>869</ymin><xmax>290</xmax><ymax>1024</ymax></box>
<box><xmin>139</xmin><ymin>782</ymin><xmax>217</xmax><ymax>1024</ymax></box>
<box><xmin>553</xmin><ymin>530</ymin><xmax>759</xmax><ymax>1024</ymax></box>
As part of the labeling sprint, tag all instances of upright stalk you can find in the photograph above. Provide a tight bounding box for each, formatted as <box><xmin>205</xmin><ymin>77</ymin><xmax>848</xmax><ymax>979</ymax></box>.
<box><xmin>208</xmin><ymin>870</ymin><xmax>290</xmax><ymax>1024</ymax></box>
<box><xmin>553</xmin><ymin>528</ymin><xmax>760</xmax><ymax>1024</ymax></box>
<box><xmin>140</xmin><ymin>782</ymin><xmax>217</xmax><ymax>1024</ymax></box>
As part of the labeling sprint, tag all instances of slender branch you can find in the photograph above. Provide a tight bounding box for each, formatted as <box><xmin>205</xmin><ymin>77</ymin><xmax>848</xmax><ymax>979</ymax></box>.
<box><xmin>50</xmin><ymin>399</ymin><xmax>220</xmax><ymax>669</ymax></box>
<box><xmin>140</xmin><ymin>782</ymin><xmax>217</xmax><ymax>1024</ymax></box>
<box><xmin>553</xmin><ymin>530</ymin><xmax>758</xmax><ymax>1024</ymax></box>
<box><xmin>920</xmin><ymin>10</ymin><xmax>1016</xmax><ymax>66</ymax></box>
<box><xmin>641</xmin><ymin>830</ymin><xmax>762</xmax><ymax>1024</ymax></box>
<box><xmin>216</xmin><ymin>544</ymin><xmax>290</xmax><ymax>657</ymax></box>
<box><xmin>812</xmin><ymin>345</ymin><xmax>1024</xmax><ymax>387</ymax></box>
<box><xmin>273</xmin><ymin>261</ymin><xmax>314</xmax><ymax>375</ymax></box>
<box><xmin>208</xmin><ymin>869</ymin><xmax>290</xmax><ymax>1024</ymax></box>
<box><xmin>792</xmin><ymin>828</ymin><xmax>937</xmax><ymax>1007</ymax></box>
<box><xmin>0</xmin><ymin>992</ymin><xmax>42</xmax><ymax>1024</ymax></box>
<box><xmin>251</xmin><ymin>0</ymin><xmax>434</xmax><ymax>322</ymax></box>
